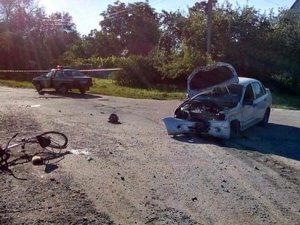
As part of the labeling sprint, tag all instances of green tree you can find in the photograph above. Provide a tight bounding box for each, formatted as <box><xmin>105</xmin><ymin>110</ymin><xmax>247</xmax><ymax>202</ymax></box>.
<box><xmin>158</xmin><ymin>10</ymin><xmax>187</xmax><ymax>53</ymax></box>
<box><xmin>82</xmin><ymin>30</ymin><xmax>122</xmax><ymax>57</ymax></box>
<box><xmin>100</xmin><ymin>1</ymin><xmax>160</xmax><ymax>55</ymax></box>
<box><xmin>270</xmin><ymin>10</ymin><xmax>300</xmax><ymax>76</ymax></box>
<box><xmin>0</xmin><ymin>0</ymin><xmax>79</xmax><ymax>69</ymax></box>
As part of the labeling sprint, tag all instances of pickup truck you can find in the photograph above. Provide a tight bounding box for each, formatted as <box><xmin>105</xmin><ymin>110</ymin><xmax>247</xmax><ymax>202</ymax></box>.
<box><xmin>32</xmin><ymin>67</ymin><xmax>92</xmax><ymax>94</ymax></box>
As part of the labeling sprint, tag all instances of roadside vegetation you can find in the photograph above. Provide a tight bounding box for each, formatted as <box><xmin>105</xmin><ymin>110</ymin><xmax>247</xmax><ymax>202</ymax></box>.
<box><xmin>272</xmin><ymin>92</ymin><xmax>300</xmax><ymax>110</ymax></box>
<box><xmin>1</xmin><ymin>78</ymin><xmax>300</xmax><ymax>110</ymax></box>
<box><xmin>0</xmin><ymin>0</ymin><xmax>299</xmax><ymax>108</ymax></box>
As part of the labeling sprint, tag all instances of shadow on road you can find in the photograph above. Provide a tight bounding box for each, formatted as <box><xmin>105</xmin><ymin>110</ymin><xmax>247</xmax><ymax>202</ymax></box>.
<box><xmin>1</xmin><ymin>150</ymin><xmax>71</xmax><ymax>173</ymax></box>
<box><xmin>172</xmin><ymin>123</ymin><xmax>300</xmax><ymax>161</ymax></box>
<box><xmin>37</xmin><ymin>90</ymin><xmax>102</xmax><ymax>99</ymax></box>
<box><xmin>230</xmin><ymin>123</ymin><xmax>300</xmax><ymax>161</ymax></box>
<box><xmin>45</xmin><ymin>163</ymin><xmax>59</xmax><ymax>173</ymax></box>
<box><xmin>172</xmin><ymin>134</ymin><xmax>226</xmax><ymax>146</ymax></box>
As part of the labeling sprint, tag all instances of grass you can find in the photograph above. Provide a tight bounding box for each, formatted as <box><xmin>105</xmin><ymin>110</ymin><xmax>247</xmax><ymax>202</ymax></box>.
<box><xmin>0</xmin><ymin>78</ymin><xmax>299</xmax><ymax>109</ymax></box>
<box><xmin>0</xmin><ymin>78</ymin><xmax>185</xmax><ymax>100</ymax></box>
<box><xmin>271</xmin><ymin>92</ymin><xmax>300</xmax><ymax>110</ymax></box>
<box><xmin>0</xmin><ymin>79</ymin><xmax>33</xmax><ymax>89</ymax></box>
<box><xmin>90</xmin><ymin>79</ymin><xmax>185</xmax><ymax>99</ymax></box>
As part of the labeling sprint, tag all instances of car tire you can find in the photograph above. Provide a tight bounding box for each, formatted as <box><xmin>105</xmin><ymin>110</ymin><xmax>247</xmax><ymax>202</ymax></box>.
<box><xmin>35</xmin><ymin>82</ymin><xmax>42</xmax><ymax>92</ymax></box>
<box><xmin>79</xmin><ymin>88</ymin><xmax>86</xmax><ymax>94</ymax></box>
<box><xmin>58</xmin><ymin>85</ymin><xmax>68</xmax><ymax>94</ymax></box>
<box><xmin>230</xmin><ymin>120</ymin><xmax>240</xmax><ymax>139</ymax></box>
<box><xmin>259</xmin><ymin>108</ymin><xmax>270</xmax><ymax>126</ymax></box>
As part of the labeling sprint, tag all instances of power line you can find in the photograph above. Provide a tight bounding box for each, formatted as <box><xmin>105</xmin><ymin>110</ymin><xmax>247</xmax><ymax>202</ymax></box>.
<box><xmin>261</xmin><ymin>0</ymin><xmax>280</xmax><ymax>7</ymax></box>
<box><xmin>101</xmin><ymin>0</ymin><xmax>167</xmax><ymax>21</ymax></box>
<box><xmin>207</xmin><ymin>0</ymin><xmax>213</xmax><ymax>55</ymax></box>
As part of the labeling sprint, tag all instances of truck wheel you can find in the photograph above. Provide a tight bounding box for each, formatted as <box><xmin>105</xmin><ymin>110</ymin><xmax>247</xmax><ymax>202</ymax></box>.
<box><xmin>35</xmin><ymin>82</ymin><xmax>42</xmax><ymax>92</ymax></box>
<box><xmin>230</xmin><ymin>120</ymin><xmax>240</xmax><ymax>139</ymax></box>
<box><xmin>58</xmin><ymin>85</ymin><xmax>68</xmax><ymax>94</ymax></box>
<box><xmin>79</xmin><ymin>88</ymin><xmax>86</xmax><ymax>94</ymax></box>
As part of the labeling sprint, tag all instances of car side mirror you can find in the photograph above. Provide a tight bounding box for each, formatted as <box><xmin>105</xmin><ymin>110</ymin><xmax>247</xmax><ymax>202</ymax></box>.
<box><xmin>243</xmin><ymin>99</ymin><xmax>253</xmax><ymax>105</ymax></box>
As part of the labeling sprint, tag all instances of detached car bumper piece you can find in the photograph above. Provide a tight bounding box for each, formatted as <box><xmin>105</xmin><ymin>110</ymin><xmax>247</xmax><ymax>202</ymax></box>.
<box><xmin>162</xmin><ymin>117</ymin><xmax>230</xmax><ymax>139</ymax></box>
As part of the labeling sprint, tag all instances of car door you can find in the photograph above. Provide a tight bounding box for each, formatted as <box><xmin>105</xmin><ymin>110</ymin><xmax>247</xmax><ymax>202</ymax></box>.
<box><xmin>40</xmin><ymin>71</ymin><xmax>54</xmax><ymax>88</ymax></box>
<box><xmin>52</xmin><ymin>70</ymin><xmax>64</xmax><ymax>89</ymax></box>
<box><xmin>63</xmin><ymin>70</ymin><xmax>75</xmax><ymax>86</ymax></box>
<box><xmin>241</xmin><ymin>83</ymin><xmax>256</xmax><ymax>129</ymax></box>
<box><xmin>252</xmin><ymin>81</ymin><xmax>268</xmax><ymax>121</ymax></box>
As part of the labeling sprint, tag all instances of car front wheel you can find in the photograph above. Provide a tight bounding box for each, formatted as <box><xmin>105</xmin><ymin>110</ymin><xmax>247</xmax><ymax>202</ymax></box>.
<box><xmin>58</xmin><ymin>85</ymin><xmax>68</xmax><ymax>94</ymax></box>
<box><xmin>35</xmin><ymin>82</ymin><xmax>42</xmax><ymax>92</ymax></box>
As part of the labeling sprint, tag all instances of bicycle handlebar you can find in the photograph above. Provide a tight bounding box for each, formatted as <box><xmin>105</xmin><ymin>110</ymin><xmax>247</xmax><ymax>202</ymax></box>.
<box><xmin>4</xmin><ymin>133</ymin><xmax>18</xmax><ymax>151</ymax></box>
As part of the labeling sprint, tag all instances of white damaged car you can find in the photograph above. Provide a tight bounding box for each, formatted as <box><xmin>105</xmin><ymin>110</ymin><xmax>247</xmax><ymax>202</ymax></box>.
<box><xmin>162</xmin><ymin>62</ymin><xmax>272</xmax><ymax>139</ymax></box>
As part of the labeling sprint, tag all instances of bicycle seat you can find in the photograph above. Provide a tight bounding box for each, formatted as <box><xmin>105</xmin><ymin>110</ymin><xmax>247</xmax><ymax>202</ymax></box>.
<box><xmin>36</xmin><ymin>135</ymin><xmax>51</xmax><ymax>148</ymax></box>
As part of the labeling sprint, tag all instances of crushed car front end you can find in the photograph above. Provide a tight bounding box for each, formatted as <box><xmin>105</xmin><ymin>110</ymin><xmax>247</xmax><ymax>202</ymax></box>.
<box><xmin>162</xmin><ymin>92</ymin><xmax>241</xmax><ymax>139</ymax></box>
<box><xmin>162</xmin><ymin>62</ymin><xmax>243</xmax><ymax>139</ymax></box>
<box><xmin>162</xmin><ymin>117</ymin><xmax>231</xmax><ymax>139</ymax></box>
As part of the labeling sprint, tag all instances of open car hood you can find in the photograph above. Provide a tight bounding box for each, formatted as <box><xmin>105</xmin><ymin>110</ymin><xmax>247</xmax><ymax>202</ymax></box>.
<box><xmin>187</xmin><ymin>62</ymin><xmax>238</xmax><ymax>98</ymax></box>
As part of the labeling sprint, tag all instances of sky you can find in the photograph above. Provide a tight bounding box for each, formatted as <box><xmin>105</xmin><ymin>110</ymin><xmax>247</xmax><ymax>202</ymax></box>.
<box><xmin>38</xmin><ymin>0</ymin><xmax>296</xmax><ymax>35</ymax></box>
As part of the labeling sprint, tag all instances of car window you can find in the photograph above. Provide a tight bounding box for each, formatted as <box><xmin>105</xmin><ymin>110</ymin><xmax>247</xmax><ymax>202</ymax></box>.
<box><xmin>253</xmin><ymin>82</ymin><xmax>265</xmax><ymax>98</ymax></box>
<box><xmin>63</xmin><ymin>70</ymin><xmax>74</xmax><ymax>77</ymax></box>
<box><xmin>45</xmin><ymin>71</ymin><xmax>53</xmax><ymax>78</ymax></box>
<box><xmin>55</xmin><ymin>70</ymin><xmax>63</xmax><ymax>78</ymax></box>
<box><xmin>259</xmin><ymin>82</ymin><xmax>266</xmax><ymax>95</ymax></box>
<box><xmin>244</xmin><ymin>84</ymin><xmax>254</xmax><ymax>101</ymax></box>
<box><xmin>63</xmin><ymin>70</ymin><xmax>85</xmax><ymax>77</ymax></box>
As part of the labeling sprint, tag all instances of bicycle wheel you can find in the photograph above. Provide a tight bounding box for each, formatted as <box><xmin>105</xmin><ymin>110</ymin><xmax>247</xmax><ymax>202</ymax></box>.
<box><xmin>38</xmin><ymin>131</ymin><xmax>68</xmax><ymax>149</ymax></box>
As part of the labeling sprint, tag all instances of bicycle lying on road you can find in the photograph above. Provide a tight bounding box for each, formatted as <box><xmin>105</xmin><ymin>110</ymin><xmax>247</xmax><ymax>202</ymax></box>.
<box><xmin>0</xmin><ymin>131</ymin><xmax>68</xmax><ymax>169</ymax></box>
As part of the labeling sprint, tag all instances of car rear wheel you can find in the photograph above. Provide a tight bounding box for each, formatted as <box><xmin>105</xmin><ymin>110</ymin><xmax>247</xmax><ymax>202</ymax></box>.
<box><xmin>79</xmin><ymin>88</ymin><xmax>86</xmax><ymax>94</ymax></box>
<box><xmin>58</xmin><ymin>85</ymin><xmax>68</xmax><ymax>94</ymax></box>
<box><xmin>259</xmin><ymin>108</ymin><xmax>270</xmax><ymax>126</ymax></box>
<box><xmin>230</xmin><ymin>120</ymin><xmax>240</xmax><ymax>138</ymax></box>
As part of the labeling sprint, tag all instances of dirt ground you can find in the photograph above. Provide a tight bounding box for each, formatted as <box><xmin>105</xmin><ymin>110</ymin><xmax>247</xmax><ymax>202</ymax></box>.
<box><xmin>0</xmin><ymin>87</ymin><xmax>299</xmax><ymax>225</ymax></box>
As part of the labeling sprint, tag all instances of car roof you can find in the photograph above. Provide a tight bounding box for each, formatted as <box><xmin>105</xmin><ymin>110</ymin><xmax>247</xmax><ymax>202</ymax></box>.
<box><xmin>238</xmin><ymin>77</ymin><xmax>259</xmax><ymax>86</ymax></box>
<box><xmin>50</xmin><ymin>68</ymin><xmax>78</xmax><ymax>72</ymax></box>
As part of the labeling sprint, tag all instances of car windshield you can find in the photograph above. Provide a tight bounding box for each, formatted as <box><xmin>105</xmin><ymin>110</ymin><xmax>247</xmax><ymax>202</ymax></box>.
<box><xmin>194</xmin><ymin>84</ymin><xmax>243</xmax><ymax>100</ymax></box>
<box><xmin>189</xmin><ymin>84</ymin><xmax>244</xmax><ymax>108</ymax></box>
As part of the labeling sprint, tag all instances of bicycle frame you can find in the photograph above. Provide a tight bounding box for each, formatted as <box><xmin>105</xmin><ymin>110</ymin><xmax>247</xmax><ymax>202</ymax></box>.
<box><xmin>0</xmin><ymin>131</ymin><xmax>68</xmax><ymax>169</ymax></box>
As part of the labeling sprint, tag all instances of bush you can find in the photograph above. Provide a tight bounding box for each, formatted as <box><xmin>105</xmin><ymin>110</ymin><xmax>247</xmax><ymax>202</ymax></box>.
<box><xmin>113</xmin><ymin>55</ymin><xmax>161</xmax><ymax>88</ymax></box>
<box><xmin>61</xmin><ymin>55</ymin><xmax>129</xmax><ymax>69</ymax></box>
<box><xmin>270</xmin><ymin>74</ymin><xmax>300</xmax><ymax>96</ymax></box>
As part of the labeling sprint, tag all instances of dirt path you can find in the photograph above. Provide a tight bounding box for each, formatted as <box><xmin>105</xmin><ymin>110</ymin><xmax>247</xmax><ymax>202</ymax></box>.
<box><xmin>0</xmin><ymin>87</ymin><xmax>299</xmax><ymax>225</ymax></box>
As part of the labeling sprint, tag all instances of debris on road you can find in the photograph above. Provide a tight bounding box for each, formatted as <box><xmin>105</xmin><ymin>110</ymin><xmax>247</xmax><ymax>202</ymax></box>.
<box><xmin>68</xmin><ymin>148</ymin><xmax>90</xmax><ymax>156</ymax></box>
<box><xmin>108</xmin><ymin>113</ymin><xmax>120</xmax><ymax>124</ymax></box>
<box><xmin>31</xmin><ymin>155</ymin><xmax>44</xmax><ymax>165</ymax></box>
<box><xmin>87</xmin><ymin>156</ymin><xmax>93</xmax><ymax>161</ymax></box>
<box><xmin>26</xmin><ymin>104</ymin><xmax>41</xmax><ymax>108</ymax></box>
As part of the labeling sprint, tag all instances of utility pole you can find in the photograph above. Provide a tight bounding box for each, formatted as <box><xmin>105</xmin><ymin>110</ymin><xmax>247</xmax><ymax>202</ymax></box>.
<box><xmin>206</xmin><ymin>0</ymin><xmax>213</xmax><ymax>56</ymax></box>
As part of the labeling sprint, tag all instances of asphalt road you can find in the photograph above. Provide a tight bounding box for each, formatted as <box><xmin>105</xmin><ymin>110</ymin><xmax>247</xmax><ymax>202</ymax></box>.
<box><xmin>0</xmin><ymin>87</ymin><xmax>299</xmax><ymax>225</ymax></box>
